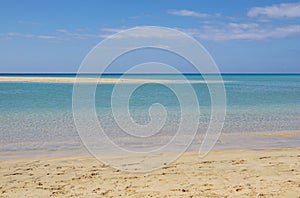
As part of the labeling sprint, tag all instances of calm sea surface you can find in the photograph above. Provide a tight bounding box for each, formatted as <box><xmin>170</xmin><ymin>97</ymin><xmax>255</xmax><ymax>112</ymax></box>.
<box><xmin>0</xmin><ymin>74</ymin><xmax>300</xmax><ymax>158</ymax></box>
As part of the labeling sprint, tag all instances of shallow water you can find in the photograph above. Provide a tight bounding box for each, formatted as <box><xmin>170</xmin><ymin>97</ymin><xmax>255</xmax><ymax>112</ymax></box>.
<box><xmin>0</xmin><ymin>74</ymin><xmax>300</xmax><ymax>158</ymax></box>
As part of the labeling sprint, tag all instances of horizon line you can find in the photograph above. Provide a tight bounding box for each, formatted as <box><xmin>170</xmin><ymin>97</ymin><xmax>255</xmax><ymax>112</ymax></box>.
<box><xmin>0</xmin><ymin>72</ymin><xmax>300</xmax><ymax>75</ymax></box>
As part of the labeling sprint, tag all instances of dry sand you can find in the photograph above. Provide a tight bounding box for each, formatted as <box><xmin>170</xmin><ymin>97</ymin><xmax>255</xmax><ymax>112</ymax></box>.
<box><xmin>0</xmin><ymin>148</ymin><xmax>299</xmax><ymax>197</ymax></box>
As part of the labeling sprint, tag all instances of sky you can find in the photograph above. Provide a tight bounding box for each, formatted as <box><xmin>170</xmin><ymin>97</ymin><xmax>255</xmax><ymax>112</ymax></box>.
<box><xmin>0</xmin><ymin>0</ymin><xmax>300</xmax><ymax>73</ymax></box>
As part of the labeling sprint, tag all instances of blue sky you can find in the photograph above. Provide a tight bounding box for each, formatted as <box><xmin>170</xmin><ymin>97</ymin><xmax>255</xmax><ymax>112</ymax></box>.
<box><xmin>1</xmin><ymin>0</ymin><xmax>300</xmax><ymax>73</ymax></box>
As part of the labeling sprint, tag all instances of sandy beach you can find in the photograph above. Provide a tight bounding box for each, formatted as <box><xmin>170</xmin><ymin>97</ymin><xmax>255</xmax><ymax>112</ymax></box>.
<box><xmin>0</xmin><ymin>76</ymin><xmax>225</xmax><ymax>84</ymax></box>
<box><xmin>0</xmin><ymin>148</ymin><xmax>299</xmax><ymax>198</ymax></box>
<box><xmin>2</xmin><ymin>0</ymin><xmax>300</xmax><ymax>197</ymax></box>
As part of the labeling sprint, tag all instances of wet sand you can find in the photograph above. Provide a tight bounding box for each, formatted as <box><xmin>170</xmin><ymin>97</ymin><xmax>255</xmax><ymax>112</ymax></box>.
<box><xmin>0</xmin><ymin>147</ymin><xmax>299</xmax><ymax>197</ymax></box>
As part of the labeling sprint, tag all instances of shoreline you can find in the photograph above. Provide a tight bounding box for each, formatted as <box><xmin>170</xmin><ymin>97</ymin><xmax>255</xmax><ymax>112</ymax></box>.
<box><xmin>1</xmin><ymin>130</ymin><xmax>300</xmax><ymax>161</ymax></box>
<box><xmin>0</xmin><ymin>76</ymin><xmax>227</xmax><ymax>84</ymax></box>
<box><xmin>0</xmin><ymin>147</ymin><xmax>299</xmax><ymax>197</ymax></box>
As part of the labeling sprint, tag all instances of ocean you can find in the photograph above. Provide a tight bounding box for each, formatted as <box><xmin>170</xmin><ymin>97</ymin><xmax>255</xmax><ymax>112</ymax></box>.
<box><xmin>0</xmin><ymin>74</ymin><xmax>300</xmax><ymax>158</ymax></box>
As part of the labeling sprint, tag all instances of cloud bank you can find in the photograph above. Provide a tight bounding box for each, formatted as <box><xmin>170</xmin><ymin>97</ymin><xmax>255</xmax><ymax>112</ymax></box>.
<box><xmin>248</xmin><ymin>1</ymin><xmax>300</xmax><ymax>18</ymax></box>
<box><xmin>185</xmin><ymin>24</ymin><xmax>300</xmax><ymax>41</ymax></box>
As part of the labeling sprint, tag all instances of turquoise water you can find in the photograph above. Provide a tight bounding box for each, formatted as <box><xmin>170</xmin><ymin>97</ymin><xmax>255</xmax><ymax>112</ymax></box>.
<box><xmin>0</xmin><ymin>74</ymin><xmax>300</xmax><ymax>157</ymax></box>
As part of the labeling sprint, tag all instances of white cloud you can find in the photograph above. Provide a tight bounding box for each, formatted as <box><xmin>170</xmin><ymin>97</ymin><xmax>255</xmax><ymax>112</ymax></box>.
<box><xmin>100</xmin><ymin>28</ymin><xmax>127</xmax><ymax>33</ymax></box>
<box><xmin>98</xmin><ymin>24</ymin><xmax>300</xmax><ymax>41</ymax></box>
<box><xmin>167</xmin><ymin>9</ymin><xmax>210</xmax><ymax>18</ymax></box>
<box><xmin>102</xmin><ymin>27</ymin><xmax>183</xmax><ymax>39</ymax></box>
<box><xmin>36</xmin><ymin>35</ymin><xmax>57</xmax><ymax>39</ymax></box>
<box><xmin>0</xmin><ymin>32</ymin><xmax>56</xmax><ymax>39</ymax></box>
<box><xmin>248</xmin><ymin>1</ymin><xmax>300</xmax><ymax>18</ymax></box>
<box><xmin>2</xmin><ymin>23</ymin><xmax>300</xmax><ymax>42</ymax></box>
<box><xmin>56</xmin><ymin>29</ymin><xmax>69</xmax><ymax>33</ymax></box>
<box><xmin>228</xmin><ymin>23</ymin><xmax>259</xmax><ymax>29</ymax></box>
<box><xmin>183</xmin><ymin>24</ymin><xmax>300</xmax><ymax>41</ymax></box>
<box><xmin>55</xmin><ymin>29</ymin><xmax>101</xmax><ymax>39</ymax></box>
